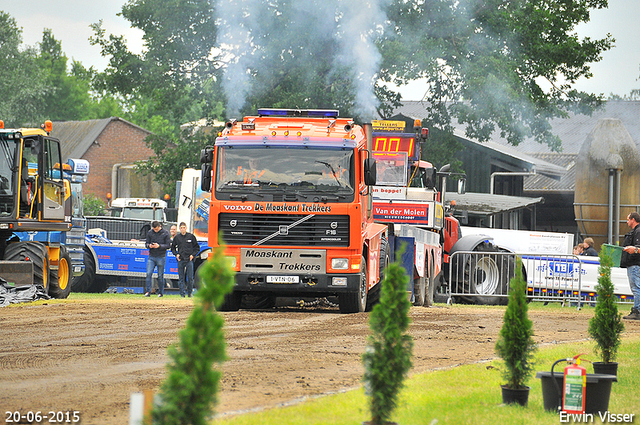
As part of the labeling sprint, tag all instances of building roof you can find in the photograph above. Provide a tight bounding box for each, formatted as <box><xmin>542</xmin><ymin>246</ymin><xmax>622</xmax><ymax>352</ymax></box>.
<box><xmin>524</xmin><ymin>153</ymin><xmax>577</xmax><ymax>192</ymax></box>
<box><xmin>447</xmin><ymin>192</ymin><xmax>544</xmax><ymax>216</ymax></box>
<box><xmin>50</xmin><ymin>117</ymin><xmax>151</xmax><ymax>161</ymax></box>
<box><xmin>391</xmin><ymin>100</ymin><xmax>640</xmax><ymax>193</ymax></box>
<box><xmin>393</xmin><ymin>99</ymin><xmax>640</xmax><ymax>155</ymax></box>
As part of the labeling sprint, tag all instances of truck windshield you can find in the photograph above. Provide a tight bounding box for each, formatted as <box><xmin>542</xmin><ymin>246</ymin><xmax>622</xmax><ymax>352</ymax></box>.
<box><xmin>216</xmin><ymin>146</ymin><xmax>355</xmax><ymax>201</ymax></box>
<box><xmin>374</xmin><ymin>152</ymin><xmax>408</xmax><ymax>186</ymax></box>
<box><xmin>109</xmin><ymin>207</ymin><xmax>163</xmax><ymax>221</ymax></box>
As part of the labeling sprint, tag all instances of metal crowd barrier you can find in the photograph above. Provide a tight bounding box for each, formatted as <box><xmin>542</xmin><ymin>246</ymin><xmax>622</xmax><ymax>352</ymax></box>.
<box><xmin>447</xmin><ymin>251</ymin><xmax>582</xmax><ymax>308</ymax></box>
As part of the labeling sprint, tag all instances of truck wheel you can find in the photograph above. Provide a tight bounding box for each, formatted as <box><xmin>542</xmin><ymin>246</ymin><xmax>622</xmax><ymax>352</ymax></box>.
<box><xmin>219</xmin><ymin>292</ymin><xmax>242</xmax><ymax>311</ymax></box>
<box><xmin>72</xmin><ymin>247</ymin><xmax>108</xmax><ymax>293</ymax></box>
<box><xmin>71</xmin><ymin>247</ymin><xmax>95</xmax><ymax>292</ymax></box>
<box><xmin>413</xmin><ymin>273</ymin><xmax>426</xmax><ymax>306</ymax></box>
<box><xmin>49</xmin><ymin>247</ymin><xmax>72</xmax><ymax>299</ymax></box>
<box><xmin>339</xmin><ymin>255</ymin><xmax>367</xmax><ymax>313</ymax></box>
<box><xmin>242</xmin><ymin>294</ymin><xmax>276</xmax><ymax>310</ymax></box>
<box><xmin>432</xmin><ymin>272</ymin><xmax>448</xmax><ymax>304</ymax></box>
<box><xmin>4</xmin><ymin>242</ymin><xmax>49</xmax><ymax>292</ymax></box>
<box><xmin>425</xmin><ymin>258</ymin><xmax>435</xmax><ymax>307</ymax></box>
<box><xmin>460</xmin><ymin>243</ymin><xmax>513</xmax><ymax>305</ymax></box>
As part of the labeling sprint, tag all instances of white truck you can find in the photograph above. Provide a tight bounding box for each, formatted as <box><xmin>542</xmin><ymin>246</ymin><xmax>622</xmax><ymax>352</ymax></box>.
<box><xmin>460</xmin><ymin>226</ymin><xmax>633</xmax><ymax>303</ymax></box>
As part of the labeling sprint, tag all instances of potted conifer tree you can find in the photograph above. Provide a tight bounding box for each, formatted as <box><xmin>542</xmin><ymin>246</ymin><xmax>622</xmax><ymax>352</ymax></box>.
<box><xmin>588</xmin><ymin>246</ymin><xmax>624</xmax><ymax>376</ymax></box>
<box><xmin>362</xmin><ymin>255</ymin><xmax>413</xmax><ymax>425</ymax></box>
<box><xmin>495</xmin><ymin>257</ymin><xmax>536</xmax><ymax>406</ymax></box>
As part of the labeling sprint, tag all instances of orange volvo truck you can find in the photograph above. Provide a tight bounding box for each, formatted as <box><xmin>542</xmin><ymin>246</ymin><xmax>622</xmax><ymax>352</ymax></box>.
<box><xmin>199</xmin><ymin>109</ymin><xmax>388</xmax><ymax>313</ymax></box>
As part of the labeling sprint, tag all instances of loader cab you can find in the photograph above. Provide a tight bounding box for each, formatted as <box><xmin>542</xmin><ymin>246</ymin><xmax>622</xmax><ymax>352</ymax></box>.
<box><xmin>0</xmin><ymin>123</ymin><xmax>67</xmax><ymax>226</ymax></box>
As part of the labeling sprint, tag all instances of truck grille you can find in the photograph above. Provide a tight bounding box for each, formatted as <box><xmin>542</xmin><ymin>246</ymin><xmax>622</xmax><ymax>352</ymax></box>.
<box><xmin>219</xmin><ymin>213</ymin><xmax>350</xmax><ymax>247</ymax></box>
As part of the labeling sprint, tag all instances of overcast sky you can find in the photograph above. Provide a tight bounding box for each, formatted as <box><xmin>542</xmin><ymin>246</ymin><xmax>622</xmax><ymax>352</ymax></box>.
<box><xmin>6</xmin><ymin>0</ymin><xmax>640</xmax><ymax>100</ymax></box>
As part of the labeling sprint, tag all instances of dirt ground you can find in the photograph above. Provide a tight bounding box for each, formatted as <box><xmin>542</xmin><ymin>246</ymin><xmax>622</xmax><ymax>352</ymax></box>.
<box><xmin>1</xmin><ymin>297</ymin><xmax>639</xmax><ymax>425</ymax></box>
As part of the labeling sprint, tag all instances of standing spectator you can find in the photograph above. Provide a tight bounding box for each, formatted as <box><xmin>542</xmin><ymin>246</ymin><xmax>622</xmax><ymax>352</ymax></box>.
<box><xmin>573</xmin><ymin>245</ymin><xmax>584</xmax><ymax>256</ymax></box>
<box><xmin>171</xmin><ymin>222</ymin><xmax>200</xmax><ymax>297</ymax></box>
<box><xmin>620</xmin><ymin>212</ymin><xmax>640</xmax><ymax>320</ymax></box>
<box><xmin>145</xmin><ymin>221</ymin><xmax>171</xmax><ymax>297</ymax></box>
<box><xmin>170</xmin><ymin>224</ymin><xmax>177</xmax><ymax>239</ymax></box>
<box><xmin>582</xmin><ymin>237</ymin><xmax>598</xmax><ymax>256</ymax></box>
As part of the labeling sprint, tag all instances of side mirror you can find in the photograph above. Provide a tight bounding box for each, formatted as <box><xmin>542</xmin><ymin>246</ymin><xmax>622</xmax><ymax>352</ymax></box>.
<box><xmin>364</xmin><ymin>158</ymin><xmax>377</xmax><ymax>186</ymax></box>
<box><xmin>201</xmin><ymin>163</ymin><xmax>212</xmax><ymax>192</ymax></box>
<box><xmin>200</xmin><ymin>147</ymin><xmax>213</xmax><ymax>164</ymax></box>
<box><xmin>423</xmin><ymin>167</ymin><xmax>437</xmax><ymax>189</ymax></box>
<box><xmin>457</xmin><ymin>178</ymin><xmax>466</xmax><ymax>194</ymax></box>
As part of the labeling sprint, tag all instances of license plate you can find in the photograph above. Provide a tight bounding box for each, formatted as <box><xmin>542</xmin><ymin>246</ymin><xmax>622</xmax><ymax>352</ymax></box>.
<box><xmin>267</xmin><ymin>275</ymin><xmax>299</xmax><ymax>284</ymax></box>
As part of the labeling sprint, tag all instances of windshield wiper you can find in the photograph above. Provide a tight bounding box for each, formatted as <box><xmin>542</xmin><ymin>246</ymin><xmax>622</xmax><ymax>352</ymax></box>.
<box><xmin>314</xmin><ymin>161</ymin><xmax>343</xmax><ymax>188</ymax></box>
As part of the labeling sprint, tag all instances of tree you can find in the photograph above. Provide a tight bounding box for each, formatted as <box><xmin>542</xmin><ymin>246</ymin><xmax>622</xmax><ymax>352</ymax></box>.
<box><xmin>36</xmin><ymin>29</ymin><xmax>120</xmax><ymax>121</ymax></box>
<box><xmin>135</xmin><ymin>124</ymin><xmax>220</xmax><ymax>197</ymax></box>
<box><xmin>380</xmin><ymin>0</ymin><xmax>614</xmax><ymax>151</ymax></box>
<box><xmin>362</xmin><ymin>254</ymin><xmax>413</xmax><ymax>425</ymax></box>
<box><xmin>495</xmin><ymin>257</ymin><xmax>536</xmax><ymax>390</ymax></box>
<box><xmin>0</xmin><ymin>12</ymin><xmax>49</xmax><ymax>126</ymax></box>
<box><xmin>588</xmin><ymin>247</ymin><xmax>624</xmax><ymax>364</ymax></box>
<box><xmin>93</xmin><ymin>0</ymin><xmax>614</xmax><ymax>184</ymax></box>
<box><xmin>152</xmin><ymin>245</ymin><xmax>234</xmax><ymax>425</ymax></box>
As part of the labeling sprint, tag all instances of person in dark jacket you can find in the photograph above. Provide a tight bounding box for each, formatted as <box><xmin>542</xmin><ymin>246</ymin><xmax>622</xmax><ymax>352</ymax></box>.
<box><xmin>581</xmin><ymin>237</ymin><xmax>598</xmax><ymax>256</ymax></box>
<box><xmin>620</xmin><ymin>212</ymin><xmax>640</xmax><ymax>320</ymax></box>
<box><xmin>145</xmin><ymin>221</ymin><xmax>171</xmax><ymax>297</ymax></box>
<box><xmin>171</xmin><ymin>222</ymin><xmax>200</xmax><ymax>297</ymax></box>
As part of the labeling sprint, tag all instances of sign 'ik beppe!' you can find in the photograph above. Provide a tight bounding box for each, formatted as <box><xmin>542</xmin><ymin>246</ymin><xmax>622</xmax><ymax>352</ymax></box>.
<box><xmin>373</xmin><ymin>202</ymin><xmax>430</xmax><ymax>225</ymax></box>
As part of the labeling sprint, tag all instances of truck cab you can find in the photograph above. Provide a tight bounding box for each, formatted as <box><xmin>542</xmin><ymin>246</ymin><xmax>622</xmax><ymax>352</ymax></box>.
<box><xmin>108</xmin><ymin>198</ymin><xmax>168</xmax><ymax>221</ymax></box>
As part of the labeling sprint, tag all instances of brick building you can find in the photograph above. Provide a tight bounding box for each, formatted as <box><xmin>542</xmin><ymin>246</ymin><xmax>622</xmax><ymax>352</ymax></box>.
<box><xmin>50</xmin><ymin>117</ymin><xmax>155</xmax><ymax>203</ymax></box>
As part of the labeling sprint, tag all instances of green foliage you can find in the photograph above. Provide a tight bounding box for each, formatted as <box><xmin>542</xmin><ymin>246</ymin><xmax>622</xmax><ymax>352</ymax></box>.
<box><xmin>362</xmin><ymin>253</ymin><xmax>413</xmax><ymax>424</ymax></box>
<box><xmin>152</xmin><ymin>245</ymin><xmax>234</xmax><ymax>425</ymax></box>
<box><xmin>381</xmin><ymin>0</ymin><xmax>614</xmax><ymax>151</ymax></box>
<box><xmin>83</xmin><ymin>193</ymin><xmax>107</xmax><ymax>216</ymax></box>
<box><xmin>0</xmin><ymin>12</ymin><xmax>49</xmax><ymax>126</ymax></box>
<box><xmin>495</xmin><ymin>257</ymin><xmax>536</xmax><ymax>390</ymax></box>
<box><xmin>135</xmin><ymin>125</ymin><xmax>220</xmax><ymax>196</ymax></box>
<box><xmin>588</xmin><ymin>247</ymin><xmax>624</xmax><ymax>363</ymax></box>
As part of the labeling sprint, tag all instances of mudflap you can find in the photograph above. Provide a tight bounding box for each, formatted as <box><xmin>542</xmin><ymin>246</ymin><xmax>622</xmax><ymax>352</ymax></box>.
<box><xmin>0</xmin><ymin>261</ymin><xmax>35</xmax><ymax>287</ymax></box>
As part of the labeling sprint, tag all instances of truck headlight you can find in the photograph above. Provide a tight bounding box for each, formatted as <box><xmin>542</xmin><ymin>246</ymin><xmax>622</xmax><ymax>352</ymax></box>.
<box><xmin>331</xmin><ymin>258</ymin><xmax>349</xmax><ymax>270</ymax></box>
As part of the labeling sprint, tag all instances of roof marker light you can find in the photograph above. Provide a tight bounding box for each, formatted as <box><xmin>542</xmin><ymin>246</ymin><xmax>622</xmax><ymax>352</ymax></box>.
<box><xmin>258</xmin><ymin>108</ymin><xmax>339</xmax><ymax>118</ymax></box>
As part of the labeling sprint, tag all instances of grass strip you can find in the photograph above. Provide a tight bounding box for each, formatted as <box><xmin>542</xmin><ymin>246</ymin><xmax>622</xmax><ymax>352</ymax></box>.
<box><xmin>212</xmin><ymin>336</ymin><xmax>640</xmax><ymax>425</ymax></box>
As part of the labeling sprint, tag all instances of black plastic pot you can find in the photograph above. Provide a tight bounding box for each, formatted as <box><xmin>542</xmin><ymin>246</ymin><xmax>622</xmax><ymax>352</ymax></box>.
<box><xmin>536</xmin><ymin>372</ymin><xmax>617</xmax><ymax>414</ymax></box>
<box><xmin>501</xmin><ymin>385</ymin><xmax>530</xmax><ymax>406</ymax></box>
<box><xmin>592</xmin><ymin>361</ymin><xmax>618</xmax><ymax>377</ymax></box>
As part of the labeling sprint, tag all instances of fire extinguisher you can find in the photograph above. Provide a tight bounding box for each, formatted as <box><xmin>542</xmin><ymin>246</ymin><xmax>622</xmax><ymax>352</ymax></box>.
<box><xmin>563</xmin><ymin>354</ymin><xmax>587</xmax><ymax>414</ymax></box>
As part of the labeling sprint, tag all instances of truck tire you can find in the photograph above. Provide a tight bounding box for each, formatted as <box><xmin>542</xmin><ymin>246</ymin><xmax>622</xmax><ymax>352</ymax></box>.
<box><xmin>339</xmin><ymin>255</ymin><xmax>367</xmax><ymax>313</ymax></box>
<box><xmin>71</xmin><ymin>247</ymin><xmax>109</xmax><ymax>293</ymax></box>
<box><xmin>413</xmin><ymin>272</ymin><xmax>426</xmax><ymax>307</ymax></box>
<box><xmin>425</xmin><ymin>257</ymin><xmax>435</xmax><ymax>307</ymax></box>
<box><xmin>432</xmin><ymin>272</ymin><xmax>448</xmax><ymax>304</ymax></box>
<box><xmin>459</xmin><ymin>243</ymin><xmax>513</xmax><ymax>305</ymax></box>
<box><xmin>242</xmin><ymin>294</ymin><xmax>276</xmax><ymax>310</ymax></box>
<box><xmin>219</xmin><ymin>292</ymin><xmax>242</xmax><ymax>311</ymax></box>
<box><xmin>71</xmin><ymin>247</ymin><xmax>94</xmax><ymax>292</ymax></box>
<box><xmin>4</xmin><ymin>242</ymin><xmax>49</xmax><ymax>292</ymax></box>
<box><xmin>49</xmin><ymin>247</ymin><xmax>72</xmax><ymax>299</ymax></box>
